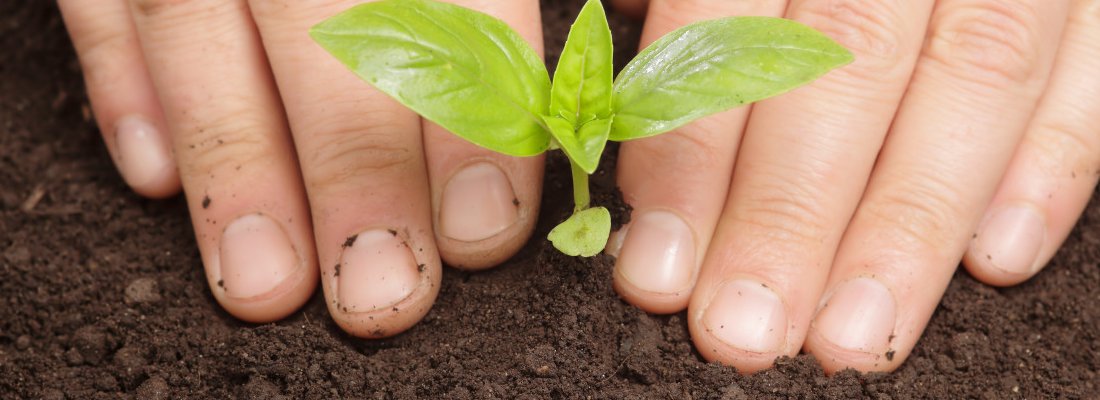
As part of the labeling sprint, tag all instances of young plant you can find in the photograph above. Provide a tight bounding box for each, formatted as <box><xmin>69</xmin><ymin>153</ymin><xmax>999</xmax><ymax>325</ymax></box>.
<box><xmin>310</xmin><ymin>0</ymin><xmax>852</xmax><ymax>257</ymax></box>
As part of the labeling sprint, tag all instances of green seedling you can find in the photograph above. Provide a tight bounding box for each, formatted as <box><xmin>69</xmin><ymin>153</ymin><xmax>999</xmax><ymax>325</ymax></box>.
<box><xmin>310</xmin><ymin>0</ymin><xmax>852</xmax><ymax>257</ymax></box>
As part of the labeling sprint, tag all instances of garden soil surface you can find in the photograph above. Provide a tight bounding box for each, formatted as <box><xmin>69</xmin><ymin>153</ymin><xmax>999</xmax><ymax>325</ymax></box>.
<box><xmin>2</xmin><ymin>1</ymin><xmax>1098</xmax><ymax>399</ymax></box>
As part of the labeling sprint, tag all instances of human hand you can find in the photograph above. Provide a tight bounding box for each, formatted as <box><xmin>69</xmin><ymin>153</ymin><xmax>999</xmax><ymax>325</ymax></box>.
<box><xmin>58</xmin><ymin>0</ymin><xmax>547</xmax><ymax>336</ymax></box>
<box><xmin>607</xmin><ymin>0</ymin><xmax>1099</xmax><ymax>373</ymax></box>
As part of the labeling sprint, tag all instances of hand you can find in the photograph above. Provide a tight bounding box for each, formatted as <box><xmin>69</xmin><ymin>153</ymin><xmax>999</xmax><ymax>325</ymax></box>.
<box><xmin>607</xmin><ymin>0</ymin><xmax>1099</xmax><ymax>373</ymax></box>
<box><xmin>58</xmin><ymin>0</ymin><xmax>547</xmax><ymax>336</ymax></box>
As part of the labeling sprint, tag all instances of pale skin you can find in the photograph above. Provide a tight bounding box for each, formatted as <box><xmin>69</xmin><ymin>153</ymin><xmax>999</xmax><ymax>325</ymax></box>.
<box><xmin>58</xmin><ymin>0</ymin><xmax>1100</xmax><ymax>374</ymax></box>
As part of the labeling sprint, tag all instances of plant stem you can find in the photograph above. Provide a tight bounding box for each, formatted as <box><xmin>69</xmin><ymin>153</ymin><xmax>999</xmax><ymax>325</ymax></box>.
<box><xmin>569</xmin><ymin>159</ymin><xmax>590</xmax><ymax>212</ymax></box>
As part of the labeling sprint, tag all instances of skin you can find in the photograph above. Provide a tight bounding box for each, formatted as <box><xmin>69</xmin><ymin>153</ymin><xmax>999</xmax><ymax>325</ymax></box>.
<box><xmin>58</xmin><ymin>0</ymin><xmax>1100</xmax><ymax>374</ymax></box>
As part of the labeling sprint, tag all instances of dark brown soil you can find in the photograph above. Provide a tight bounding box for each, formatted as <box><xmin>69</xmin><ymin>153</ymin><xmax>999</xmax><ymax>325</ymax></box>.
<box><xmin>2</xmin><ymin>1</ymin><xmax>1098</xmax><ymax>399</ymax></box>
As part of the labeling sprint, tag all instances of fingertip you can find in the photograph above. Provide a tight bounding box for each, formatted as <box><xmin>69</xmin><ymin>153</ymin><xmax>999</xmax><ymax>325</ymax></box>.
<box><xmin>802</xmin><ymin>277</ymin><xmax>904</xmax><ymax>373</ymax></box>
<box><xmin>603</xmin><ymin>224</ymin><xmax>628</xmax><ymax>258</ymax></box>
<box><xmin>58</xmin><ymin>0</ymin><xmax>181</xmax><ymax>199</ymax></box>
<box><xmin>962</xmin><ymin>250</ymin><xmax>1036</xmax><ymax>288</ymax></box>
<box><xmin>963</xmin><ymin>202</ymin><xmax>1047</xmax><ymax>287</ymax></box>
<box><xmin>207</xmin><ymin>213</ymin><xmax>319</xmax><ymax>323</ymax></box>
<box><xmin>114</xmin><ymin>115</ymin><xmax>181</xmax><ymax>199</ymax></box>
<box><xmin>327</xmin><ymin>230</ymin><xmax>442</xmax><ymax>338</ymax></box>
<box><xmin>215</xmin><ymin>268</ymin><xmax>317</xmax><ymax>324</ymax></box>
<box><xmin>433</xmin><ymin>159</ymin><xmax>541</xmax><ymax>270</ymax></box>
<box><xmin>688</xmin><ymin>334</ymin><xmax>783</xmax><ymax>374</ymax></box>
<box><xmin>612</xmin><ymin>271</ymin><xmax>691</xmax><ymax>314</ymax></box>
<box><xmin>610</xmin><ymin>210</ymin><xmax>699</xmax><ymax>314</ymax></box>
<box><xmin>803</xmin><ymin>327</ymin><xmax>906</xmax><ymax>374</ymax></box>
<box><xmin>329</xmin><ymin>288</ymin><xmax>437</xmax><ymax>339</ymax></box>
<box><xmin>128</xmin><ymin>174</ymin><xmax>181</xmax><ymax>200</ymax></box>
<box><xmin>419</xmin><ymin>0</ymin><xmax>547</xmax><ymax>271</ymax></box>
<box><xmin>687</xmin><ymin>310</ymin><xmax>784</xmax><ymax>374</ymax></box>
<box><xmin>686</xmin><ymin>278</ymin><xmax>791</xmax><ymax>374</ymax></box>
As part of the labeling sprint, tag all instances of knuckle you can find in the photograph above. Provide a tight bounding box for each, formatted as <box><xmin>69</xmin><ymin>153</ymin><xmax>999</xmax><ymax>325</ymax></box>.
<box><xmin>1028</xmin><ymin>118</ymin><xmax>1100</xmax><ymax>175</ymax></box>
<box><xmin>75</xmin><ymin>30</ymin><xmax>132</xmax><ymax>89</ymax></box>
<box><xmin>794</xmin><ymin>0</ymin><xmax>912</xmax><ymax>76</ymax></box>
<box><xmin>302</xmin><ymin>118</ymin><xmax>419</xmax><ymax>194</ymax></box>
<box><xmin>733</xmin><ymin>174</ymin><xmax>833</xmax><ymax>246</ymax></box>
<box><xmin>1075</xmin><ymin>0</ymin><xmax>1100</xmax><ymax>25</ymax></box>
<box><xmin>861</xmin><ymin>173</ymin><xmax>965</xmax><ymax>255</ymax></box>
<box><xmin>131</xmin><ymin>0</ymin><xmax>207</xmax><ymax>17</ymax></box>
<box><xmin>663</xmin><ymin>0</ymin><xmax>722</xmax><ymax>16</ymax></box>
<box><xmin>628</xmin><ymin>126</ymin><xmax>728</xmax><ymax>178</ymax></box>
<box><xmin>178</xmin><ymin>112</ymin><xmax>272</xmax><ymax>180</ymax></box>
<box><xmin>247</xmin><ymin>0</ymin><xmax>347</xmax><ymax>20</ymax></box>
<box><xmin>655</xmin><ymin>0</ymin><xmax>786</xmax><ymax>25</ymax></box>
<box><xmin>924</xmin><ymin>0</ymin><xmax>1045</xmax><ymax>85</ymax></box>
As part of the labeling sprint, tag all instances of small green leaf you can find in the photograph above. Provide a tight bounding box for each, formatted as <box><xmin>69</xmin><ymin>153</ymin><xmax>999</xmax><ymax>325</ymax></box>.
<box><xmin>610</xmin><ymin>17</ymin><xmax>854</xmax><ymax>141</ymax></box>
<box><xmin>542</xmin><ymin>115</ymin><xmax>611</xmax><ymax>174</ymax></box>
<box><xmin>549</xmin><ymin>207</ymin><xmax>611</xmax><ymax>257</ymax></box>
<box><xmin>550</xmin><ymin>0</ymin><xmax>614</xmax><ymax>125</ymax></box>
<box><xmin>310</xmin><ymin>0</ymin><xmax>552</xmax><ymax>156</ymax></box>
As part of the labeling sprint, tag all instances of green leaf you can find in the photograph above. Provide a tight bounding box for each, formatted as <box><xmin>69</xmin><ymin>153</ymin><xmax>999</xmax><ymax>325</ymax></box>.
<box><xmin>549</xmin><ymin>207</ymin><xmax>611</xmax><ymax>257</ymax></box>
<box><xmin>310</xmin><ymin>0</ymin><xmax>552</xmax><ymax>156</ymax></box>
<box><xmin>549</xmin><ymin>0</ymin><xmax>613</xmax><ymax>125</ymax></box>
<box><xmin>542</xmin><ymin>115</ymin><xmax>611</xmax><ymax>174</ymax></box>
<box><xmin>610</xmin><ymin>17</ymin><xmax>854</xmax><ymax>141</ymax></box>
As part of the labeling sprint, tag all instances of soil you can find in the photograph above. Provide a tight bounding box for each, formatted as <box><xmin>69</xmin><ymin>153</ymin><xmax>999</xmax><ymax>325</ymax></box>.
<box><xmin>2</xmin><ymin>1</ymin><xmax>1098</xmax><ymax>399</ymax></box>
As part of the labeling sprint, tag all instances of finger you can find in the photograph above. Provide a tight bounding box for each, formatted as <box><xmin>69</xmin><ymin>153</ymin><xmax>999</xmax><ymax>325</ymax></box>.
<box><xmin>804</xmin><ymin>0</ymin><xmax>1070</xmax><ymax>373</ymax></box>
<box><xmin>58</xmin><ymin>0</ymin><xmax>179</xmax><ymax>197</ymax></box>
<box><xmin>609</xmin><ymin>0</ymin><xmax>648</xmax><ymax>20</ymax></box>
<box><xmin>130</xmin><ymin>0</ymin><xmax>318</xmax><ymax>323</ymax></box>
<box><xmin>608</xmin><ymin>0</ymin><xmax>788</xmax><ymax>315</ymax></box>
<box><xmin>964</xmin><ymin>0</ymin><xmax>1100</xmax><ymax>286</ymax></box>
<box><xmin>685</xmin><ymin>0</ymin><xmax>934</xmax><ymax>374</ymax></box>
<box><xmin>249</xmin><ymin>0</ymin><xmax>438</xmax><ymax>337</ymax></box>
<box><xmin>423</xmin><ymin>0</ymin><xmax>544</xmax><ymax>270</ymax></box>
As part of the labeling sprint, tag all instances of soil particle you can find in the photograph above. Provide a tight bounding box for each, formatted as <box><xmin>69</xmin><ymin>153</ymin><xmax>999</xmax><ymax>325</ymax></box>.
<box><xmin>14</xmin><ymin>335</ymin><xmax>31</xmax><ymax>350</ymax></box>
<box><xmin>71</xmin><ymin>326</ymin><xmax>111</xmax><ymax>366</ymax></box>
<box><xmin>135</xmin><ymin>376</ymin><xmax>170</xmax><ymax>400</ymax></box>
<box><xmin>1</xmin><ymin>1</ymin><xmax>1097</xmax><ymax>399</ymax></box>
<box><xmin>523</xmin><ymin>344</ymin><xmax>559</xmax><ymax>377</ymax></box>
<box><xmin>343</xmin><ymin>234</ymin><xmax>358</xmax><ymax>248</ymax></box>
<box><xmin>37</xmin><ymin>389</ymin><xmax>64</xmax><ymax>400</ymax></box>
<box><xmin>241</xmin><ymin>375</ymin><xmax>288</xmax><ymax>400</ymax></box>
<box><xmin>124</xmin><ymin>277</ymin><xmax>162</xmax><ymax>304</ymax></box>
<box><xmin>64</xmin><ymin>347</ymin><xmax>84</xmax><ymax>366</ymax></box>
<box><xmin>113</xmin><ymin>346</ymin><xmax>147</xmax><ymax>369</ymax></box>
<box><xmin>95</xmin><ymin>374</ymin><xmax>120</xmax><ymax>391</ymax></box>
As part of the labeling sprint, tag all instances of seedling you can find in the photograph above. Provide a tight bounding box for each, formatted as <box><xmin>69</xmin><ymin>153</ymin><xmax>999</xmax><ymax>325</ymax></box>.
<box><xmin>311</xmin><ymin>0</ymin><xmax>851</xmax><ymax>257</ymax></box>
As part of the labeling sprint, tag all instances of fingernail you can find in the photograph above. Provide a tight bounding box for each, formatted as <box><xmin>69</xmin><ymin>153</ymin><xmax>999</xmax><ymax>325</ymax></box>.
<box><xmin>701</xmin><ymin>280</ymin><xmax>787</xmax><ymax>353</ymax></box>
<box><xmin>219</xmin><ymin>214</ymin><xmax>301</xmax><ymax>300</ymax></box>
<box><xmin>814</xmin><ymin>277</ymin><xmax>896</xmax><ymax>353</ymax></box>
<box><xmin>337</xmin><ymin>229</ymin><xmax>419</xmax><ymax>313</ymax></box>
<box><xmin>115</xmin><ymin>115</ymin><xmax>172</xmax><ymax>188</ymax></box>
<box><xmin>615</xmin><ymin>211</ymin><xmax>695</xmax><ymax>294</ymax></box>
<box><xmin>973</xmin><ymin>204</ymin><xmax>1045</xmax><ymax>275</ymax></box>
<box><xmin>604</xmin><ymin>224</ymin><xmax>630</xmax><ymax>258</ymax></box>
<box><xmin>440</xmin><ymin>162</ymin><xmax>519</xmax><ymax>242</ymax></box>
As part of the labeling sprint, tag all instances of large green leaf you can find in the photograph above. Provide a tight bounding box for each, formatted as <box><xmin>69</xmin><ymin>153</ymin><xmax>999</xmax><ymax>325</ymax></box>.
<box><xmin>311</xmin><ymin>0</ymin><xmax>552</xmax><ymax>156</ymax></box>
<box><xmin>549</xmin><ymin>0</ymin><xmax>613</xmax><ymax>125</ymax></box>
<box><xmin>610</xmin><ymin>17</ymin><xmax>853</xmax><ymax>141</ymax></box>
